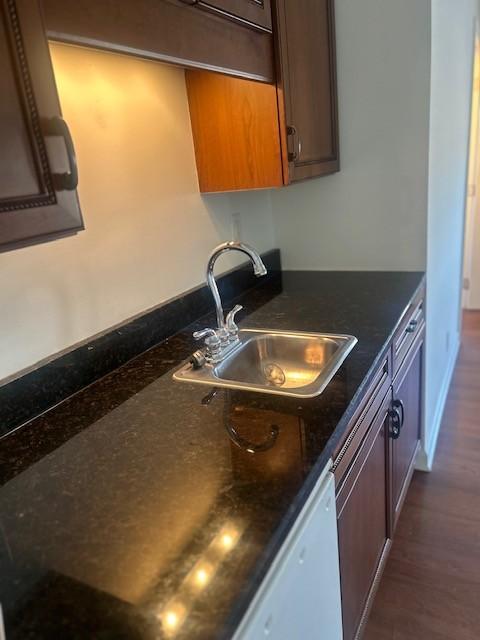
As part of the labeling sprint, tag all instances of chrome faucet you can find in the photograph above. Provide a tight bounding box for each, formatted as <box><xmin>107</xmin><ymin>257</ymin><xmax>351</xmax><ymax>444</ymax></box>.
<box><xmin>191</xmin><ymin>241</ymin><xmax>267</xmax><ymax>366</ymax></box>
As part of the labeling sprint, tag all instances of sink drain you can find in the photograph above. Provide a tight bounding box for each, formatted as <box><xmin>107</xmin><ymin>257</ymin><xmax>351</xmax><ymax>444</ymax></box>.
<box><xmin>263</xmin><ymin>363</ymin><xmax>286</xmax><ymax>387</ymax></box>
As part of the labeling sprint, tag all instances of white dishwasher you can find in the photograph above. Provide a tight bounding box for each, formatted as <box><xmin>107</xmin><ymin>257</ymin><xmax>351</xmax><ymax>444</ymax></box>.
<box><xmin>233</xmin><ymin>465</ymin><xmax>343</xmax><ymax>640</ymax></box>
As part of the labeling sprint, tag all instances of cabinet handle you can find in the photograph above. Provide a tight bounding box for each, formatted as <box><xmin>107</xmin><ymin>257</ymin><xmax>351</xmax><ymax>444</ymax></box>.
<box><xmin>47</xmin><ymin>117</ymin><xmax>79</xmax><ymax>191</ymax></box>
<box><xmin>392</xmin><ymin>398</ymin><xmax>405</xmax><ymax>427</ymax></box>
<box><xmin>389</xmin><ymin>406</ymin><xmax>402</xmax><ymax>440</ymax></box>
<box><xmin>287</xmin><ymin>125</ymin><xmax>302</xmax><ymax>162</ymax></box>
<box><xmin>405</xmin><ymin>319</ymin><xmax>418</xmax><ymax>334</ymax></box>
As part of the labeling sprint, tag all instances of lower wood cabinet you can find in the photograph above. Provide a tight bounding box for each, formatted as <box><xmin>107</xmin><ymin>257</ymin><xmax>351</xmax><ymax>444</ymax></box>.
<box><xmin>336</xmin><ymin>392</ymin><xmax>392</xmax><ymax>640</ymax></box>
<box><xmin>391</xmin><ymin>331</ymin><xmax>423</xmax><ymax>531</ymax></box>
<box><xmin>334</xmin><ymin>289</ymin><xmax>425</xmax><ymax>640</ymax></box>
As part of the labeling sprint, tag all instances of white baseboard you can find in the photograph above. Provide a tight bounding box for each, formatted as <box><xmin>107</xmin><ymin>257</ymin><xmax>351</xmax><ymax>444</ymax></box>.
<box><xmin>415</xmin><ymin>335</ymin><xmax>461</xmax><ymax>472</ymax></box>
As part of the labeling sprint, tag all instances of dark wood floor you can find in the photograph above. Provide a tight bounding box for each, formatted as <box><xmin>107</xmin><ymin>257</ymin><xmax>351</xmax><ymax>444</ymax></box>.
<box><xmin>364</xmin><ymin>311</ymin><xmax>480</xmax><ymax>640</ymax></box>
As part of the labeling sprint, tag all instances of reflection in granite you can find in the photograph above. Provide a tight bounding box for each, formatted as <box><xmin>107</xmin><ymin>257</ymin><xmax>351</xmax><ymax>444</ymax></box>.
<box><xmin>0</xmin><ymin>271</ymin><xmax>424</xmax><ymax>639</ymax></box>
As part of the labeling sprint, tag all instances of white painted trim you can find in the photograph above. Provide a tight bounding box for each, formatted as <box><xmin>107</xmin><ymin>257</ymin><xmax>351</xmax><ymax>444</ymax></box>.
<box><xmin>415</xmin><ymin>335</ymin><xmax>461</xmax><ymax>471</ymax></box>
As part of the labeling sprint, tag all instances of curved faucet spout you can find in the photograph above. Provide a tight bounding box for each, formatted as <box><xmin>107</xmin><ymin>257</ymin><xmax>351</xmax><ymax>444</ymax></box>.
<box><xmin>206</xmin><ymin>241</ymin><xmax>267</xmax><ymax>329</ymax></box>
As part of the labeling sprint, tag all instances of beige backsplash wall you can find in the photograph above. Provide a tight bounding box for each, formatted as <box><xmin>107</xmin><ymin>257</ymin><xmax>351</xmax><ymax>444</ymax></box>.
<box><xmin>0</xmin><ymin>44</ymin><xmax>276</xmax><ymax>382</ymax></box>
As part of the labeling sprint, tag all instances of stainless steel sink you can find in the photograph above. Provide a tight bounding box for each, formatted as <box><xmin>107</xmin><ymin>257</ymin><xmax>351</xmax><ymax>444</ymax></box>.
<box><xmin>173</xmin><ymin>329</ymin><xmax>357</xmax><ymax>398</ymax></box>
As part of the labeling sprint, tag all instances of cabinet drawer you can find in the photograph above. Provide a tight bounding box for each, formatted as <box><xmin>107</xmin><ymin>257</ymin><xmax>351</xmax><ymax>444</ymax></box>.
<box><xmin>393</xmin><ymin>295</ymin><xmax>424</xmax><ymax>377</ymax></box>
<box><xmin>333</xmin><ymin>353</ymin><xmax>391</xmax><ymax>486</ymax></box>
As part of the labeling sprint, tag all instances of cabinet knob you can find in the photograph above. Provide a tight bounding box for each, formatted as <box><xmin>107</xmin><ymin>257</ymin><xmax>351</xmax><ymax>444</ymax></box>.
<box><xmin>405</xmin><ymin>319</ymin><xmax>418</xmax><ymax>333</ymax></box>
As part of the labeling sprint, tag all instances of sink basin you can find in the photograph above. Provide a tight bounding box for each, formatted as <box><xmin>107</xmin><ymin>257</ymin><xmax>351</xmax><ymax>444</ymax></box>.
<box><xmin>173</xmin><ymin>329</ymin><xmax>357</xmax><ymax>398</ymax></box>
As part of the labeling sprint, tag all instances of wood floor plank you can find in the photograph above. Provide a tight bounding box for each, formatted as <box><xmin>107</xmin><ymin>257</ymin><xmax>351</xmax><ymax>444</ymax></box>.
<box><xmin>364</xmin><ymin>311</ymin><xmax>480</xmax><ymax>639</ymax></box>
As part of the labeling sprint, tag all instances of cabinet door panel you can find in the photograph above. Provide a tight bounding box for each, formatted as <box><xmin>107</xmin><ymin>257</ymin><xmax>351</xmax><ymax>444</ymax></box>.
<box><xmin>197</xmin><ymin>0</ymin><xmax>272</xmax><ymax>31</ymax></box>
<box><xmin>337</xmin><ymin>397</ymin><xmax>391</xmax><ymax>640</ymax></box>
<box><xmin>392</xmin><ymin>340</ymin><xmax>422</xmax><ymax>529</ymax></box>
<box><xmin>0</xmin><ymin>19</ymin><xmax>41</xmax><ymax>200</ymax></box>
<box><xmin>275</xmin><ymin>0</ymin><xmax>339</xmax><ymax>182</ymax></box>
<box><xmin>0</xmin><ymin>0</ymin><xmax>83</xmax><ymax>250</ymax></box>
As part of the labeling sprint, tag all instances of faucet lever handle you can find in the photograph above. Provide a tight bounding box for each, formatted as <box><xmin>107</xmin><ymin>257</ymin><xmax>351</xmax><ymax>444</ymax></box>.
<box><xmin>226</xmin><ymin>305</ymin><xmax>243</xmax><ymax>335</ymax></box>
<box><xmin>193</xmin><ymin>328</ymin><xmax>218</xmax><ymax>341</ymax></box>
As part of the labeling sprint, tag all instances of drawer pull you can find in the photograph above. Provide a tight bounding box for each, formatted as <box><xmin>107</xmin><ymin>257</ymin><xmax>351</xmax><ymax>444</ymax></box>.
<box><xmin>389</xmin><ymin>410</ymin><xmax>401</xmax><ymax>439</ymax></box>
<box><xmin>393</xmin><ymin>398</ymin><xmax>405</xmax><ymax>426</ymax></box>
<box><xmin>287</xmin><ymin>125</ymin><xmax>302</xmax><ymax>162</ymax></box>
<box><xmin>389</xmin><ymin>399</ymin><xmax>404</xmax><ymax>440</ymax></box>
<box><xmin>405</xmin><ymin>319</ymin><xmax>418</xmax><ymax>333</ymax></box>
<box><xmin>47</xmin><ymin>117</ymin><xmax>79</xmax><ymax>191</ymax></box>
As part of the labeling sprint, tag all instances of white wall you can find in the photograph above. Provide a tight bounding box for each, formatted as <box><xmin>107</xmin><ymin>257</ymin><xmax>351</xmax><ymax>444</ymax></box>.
<box><xmin>0</xmin><ymin>44</ymin><xmax>276</xmax><ymax>383</ymax></box>
<box><xmin>422</xmin><ymin>0</ymin><xmax>479</xmax><ymax>468</ymax></box>
<box><xmin>271</xmin><ymin>0</ymin><xmax>431</xmax><ymax>271</ymax></box>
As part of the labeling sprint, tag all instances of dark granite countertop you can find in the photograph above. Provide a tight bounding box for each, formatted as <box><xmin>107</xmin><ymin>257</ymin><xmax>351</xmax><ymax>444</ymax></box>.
<box><xmin>0</xmin><ymin>271</ymin><xmax>424</xmax><ymax>640</ymax></box>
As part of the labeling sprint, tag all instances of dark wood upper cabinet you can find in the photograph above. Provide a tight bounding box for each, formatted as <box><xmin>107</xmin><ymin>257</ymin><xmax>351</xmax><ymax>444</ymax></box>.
<box><xmin>275</xmin><ymin>0</ymin><xmax>340</xmax><ymax>182</ymax></box>
<box><xmin>43</xmin><ymin>0</ymin><xmax>274</xmax><ymax>82</ymax></box>
<box><xmin>186</xmin><ymin>0</ymin><xmax>340</xmax><ymax>192</ymax></box>
<box><xmin>191</xmin><ymin>0</ymin><xmax>272</xmax><ymax>32</ymax></box>
<box><xmin>0</xmin><ymin>0</ymin><xmax>83</xmax><ymax>251</ymax></box>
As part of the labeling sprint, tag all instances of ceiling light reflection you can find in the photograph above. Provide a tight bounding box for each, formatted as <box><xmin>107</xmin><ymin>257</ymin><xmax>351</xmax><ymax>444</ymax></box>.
<box><xmin>157</xmin><ymin>519</ymin><xmax>245</xmax><ymax>636</ymax></box>
<box><xmin>160</xmin><ymin>600</ymin><xmax>187</xmax><ymax>637</ymax></box>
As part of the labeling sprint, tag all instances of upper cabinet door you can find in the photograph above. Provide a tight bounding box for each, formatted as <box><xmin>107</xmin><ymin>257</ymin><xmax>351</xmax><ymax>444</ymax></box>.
<box><xmin>275</xmin><ymin>0</ymin><xmax>340</xmax><ymax>183</ymax></box>
<box><xmin>194</xmin><ymin>0</ymin><xmax>272</xmax><ymax>31</ymax></box>
<box><xmin>0</xmin><ymin>0</ymin><xmax>83</xmax><ymax>251</ymax></box>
